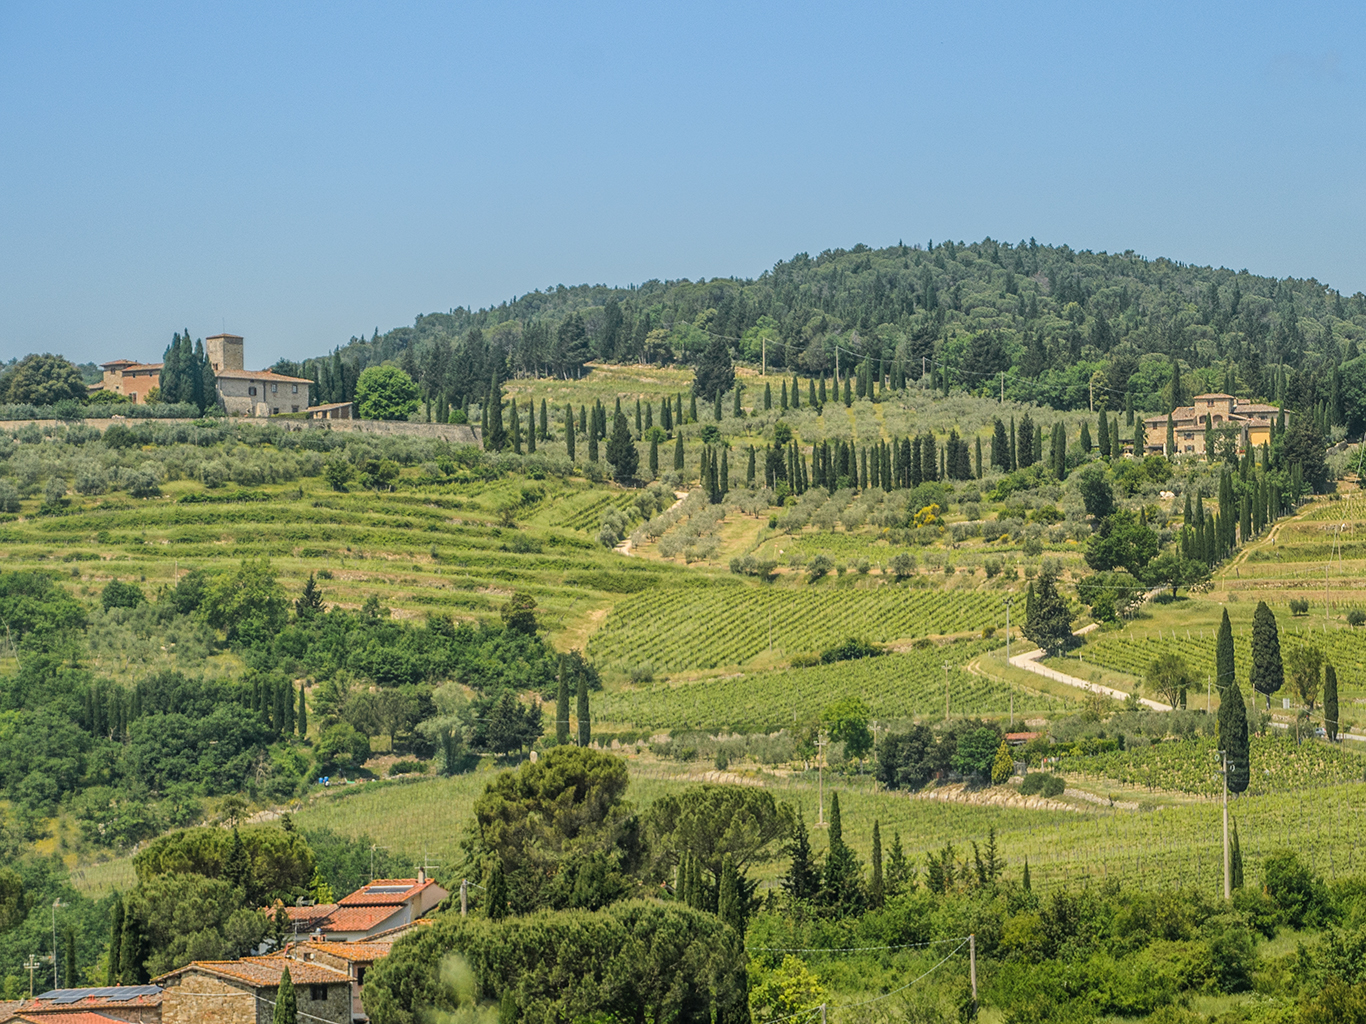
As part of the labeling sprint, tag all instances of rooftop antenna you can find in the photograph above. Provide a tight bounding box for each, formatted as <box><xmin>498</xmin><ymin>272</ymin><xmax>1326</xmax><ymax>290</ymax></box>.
<box><xmin>369</xmin><ymin>843</ymin><xmax>389</xmax><ymax>882</ymax></box>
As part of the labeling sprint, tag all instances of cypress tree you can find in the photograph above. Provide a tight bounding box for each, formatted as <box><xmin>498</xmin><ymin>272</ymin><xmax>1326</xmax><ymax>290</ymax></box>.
<box><xmin>713</xmin><ymin>391</ymin><xmax>722</xmax><ymax>422</ymax></box>
<box><xmin>818</xmin><ymin>375</ymin><xmax>827</xmax><ymax>404</ymax></box>
<box><xmin>119</xmin><ymin>909</ymin><xmax>148</xmax><ymax>984</ymax></box>
<box><xmin>1009</xmin><ymin>416</ymin><xmax>1018</xmax><ymax>470</ymax></box>
<box><xmin>992</xmin><ymin>418</ymin><xmax>1009</xmax><ymax>470</ymax></box>
<box><xmin>297</xmin><ymin>684</ymin><xmax>307</xmax><ymax>740</ymax></box>
<box><xmin>1216</xmin><ymin>608</ymin><xmax>1235</xmax><ymax>693</ymax></box>
<box><xmin>689</xmin><ymin>393</ymin><xmax>698</xmax><ymax>422</ymax></box>
<box><xmin>870</xmin><ymin>820</ymin><xmax>884</xmax><ymax>909</ymax></box>
<box><xmin>676</xmin><ymin>393</ymin><xmax>684</xmax><ymax>428</ymax></box>
<box><xmin>106</xmin><ymin>896</ymin><xmax>124</xmax><ymax>985</ymax></box>
<box><xmin>526</xmin><ymin>403</ymin><xmax>536</xmax><ymax>453</ymax></box>
<box><xmin>635</xmin><ymin>398</ymin><xmax>642</xmax><ymax>434</ymax></box>
<box><xmin>565</xmin><ymin>406</ymin><xmax>576</xmax><ymax>461</ymax></box>
<box><xmin>486</xmin><ymin>859</ymin><xmax>508</xmax><ymax>920</ymax></box>
<box><xmin>649</xmin><ymin>435</ymin><xmax>659</xmax><ymax>479</ymax></box>
<box><xmin>1230</xmin><ymin>818</ymin><xmax>1244</xmax><ymax>889</ymax></box>
<box><xmin>1218</xmin><ymin>680</ymin><xmax>1250</xmax><ymax>793</ymax></box>
<box><xmin>844</xmin><ymin>374</ymin><xmax>852</xmax><ymax>406</ymax></box>
<box><xmin>556</xmin><ymin>656</ymin><xmax>570</xmax><ymax>745</ymax></box>
<box><xmin>734</xmin><ymin>386</ymin><xmax>742</xmax><ymax>418</ymax></box>
<box><xmin>747</xmin><ymin>446</ymin><xmax>756</xmax><ymax>487</ymax></box>
<box><xmin>1125</xmin><ymin>392</ymin><xmax>1134</xmax><ymax>426</ymax></box>
<box><xmin>1166</xmin><ymin>413</ymin><xmax>1175</xmax><ymax>457</ymax></box>
<box><xmin>226</xmin><ymin>826</ymin><xmax>252</xmax><ymax>898</ymax></box>
<box><xmin>764</xmin><ymin>382</ymin><xmax>772</xmax><ymax>410</ymax></box>
<box><xmin>588</xmin><ymin>426</ymin><xmax>599</xmax><ymax>463</ymax></box>
<box><xmin>674</xmin><ymin>434</ymin><xmax>684</xmax><ymax>472</ymax></box>
<box><xmin>717</xmin><ymin>854</ymin><xmax>744</xmax><ymax>936</ymax></box>
<box><xmin>689</xmin><ymin>856</ymin><xmax>706</xmax><ymax>912</ymax></box>
<box><xmin>1324</xmin><ymin>662</ymin><xmax>1339</xmax><ymax>742</ymax></box>
<box><xmin>975</xmin><ymin>436</ymin><xmax>983</xmax><ymax>478</ymax></box>
<box><xmin>791</xmin><ymin>374</ymin><xmax>800</xmax><ymax>408</ymax></box>
<box><xmin>821</xmin><ymin>792</ymin><xmax>864</xmax><ymax>914</ymax></box>
<box><xmin>273</xmin><ymin>966</ymin><xmax>297</xmax><ymax>1024</ymax></box>
<box><xmin>720</xmin><ymin>450</ymin><xmax>729</xmax><ymax>496</ymax></box>
<box><xmin>1133</xmin><ymin>417</ymin><xmax>1146</xmax><ymax>457</ymax></box>
<box><xmin>1022</xmin><ymin>858</ymin><xmax>1031</xmax><ymax>891</ymax></box>
<box><xmin>605</xmin><ymin>410</ymin><xmax>638</xmax><ymax>482</ymax></box>
<box><xmin>781</xmin><ymin>380</ymin><xmax>788</xmax><ymax>410</ymax></box>
<box><xmin>676</xmin><ymin>852</ymin><xmax>690</xmax><ymax>905</ymax></box>
<box><xmin>577</xmin><ymin>667</ymin><xmax>591</xmax><ymax>747</ymax></box>
<box><xmin>1080</xmin><ymin>420</ymin><xmax>1092</xmax><ymax>454</ymax></box>
<box><xmin>782</xmin><ymin>810</ymin><xmax>820</xmax><ymax>901</ymax></box>
<box><xmin>1250</xmin><ymin>600</ymin><xmax>1284</xmax><ymax>709</ymax></box>
<box><xmin>540</xmin><ymin>399</ymin><xmax>549</xmax><ymax>440</ymax></box>
<box><xmin>808</xmin><ymin>379</ymin><xmax>817</xmax><ymax>407</ymax></box>
<box><xmin>485</xmin><ymin>374</ymin><xmax>506</xmax><ymax>451</ymax></box>
<box><xmin>1111</xmin><ymin>416</ymin><xmax>1121</xmax><ymax>457</ymax></box>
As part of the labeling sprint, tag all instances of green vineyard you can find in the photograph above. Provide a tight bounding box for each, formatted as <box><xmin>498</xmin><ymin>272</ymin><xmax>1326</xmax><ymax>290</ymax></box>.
<box><xmin>1072</xmin><ymin>625</ymin><xmax>1366</xmax><ymax>700</ymax></box>
<box><xmin>599</xmin><ymin>638</ymin><xmax>1062</xmax><ymax>731</ymax></box>
<box><xmin>588</xmin><ymin>583</ymin><xmax>1011</xmax><ymax>670</ymax></box>
<box><xmin>1059</xmin><ymin>733</ymin><xmax>1366</xmax><ymax>796</ymax></box>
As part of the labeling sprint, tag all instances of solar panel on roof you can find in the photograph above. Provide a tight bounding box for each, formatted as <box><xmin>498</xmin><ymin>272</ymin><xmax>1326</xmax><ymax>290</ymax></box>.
<box><xmin>366</xmin><ymin>885</ymin><xmax>410</xmax><ymax>894</ymax></box>
<box><xmin>36</xmin><ymin>985</ymin><xmax>162</xmax><ymax>1003</ymax></box>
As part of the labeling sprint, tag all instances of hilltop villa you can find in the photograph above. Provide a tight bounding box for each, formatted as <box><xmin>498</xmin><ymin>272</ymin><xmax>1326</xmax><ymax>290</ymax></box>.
<box><xmin>93</xmin><ymin>334</ymin><xmax>312</xmax><ymax>416</ymax></box>
<box><xmin>1142</xmin><ymin>393</ymin><xmax>1285</xmax><ymax>456</ymax></box>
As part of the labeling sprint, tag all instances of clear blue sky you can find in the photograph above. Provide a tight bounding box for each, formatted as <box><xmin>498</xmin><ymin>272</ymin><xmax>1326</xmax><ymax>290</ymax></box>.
<box><xmin>4</xmin><ymin>2</ymin><xmax>1365</xmax><ymax>366</ymax></box>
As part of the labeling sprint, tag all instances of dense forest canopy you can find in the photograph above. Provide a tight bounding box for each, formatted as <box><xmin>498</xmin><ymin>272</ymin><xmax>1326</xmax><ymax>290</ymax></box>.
<box><xmin>287</xmin><ymin>238</ymin><xmax>1366</xmax><ymax>421</ymax></box>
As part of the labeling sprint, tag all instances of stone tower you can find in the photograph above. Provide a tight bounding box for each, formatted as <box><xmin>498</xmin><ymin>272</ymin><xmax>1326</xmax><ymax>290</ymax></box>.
<box><xmin>206</xmin><ymin>334</ymin><xmax>244</xmax><ymax>373</ymax></box>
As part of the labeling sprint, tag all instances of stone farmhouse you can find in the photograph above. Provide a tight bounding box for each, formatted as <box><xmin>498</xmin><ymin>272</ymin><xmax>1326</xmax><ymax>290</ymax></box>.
<box><xmin>92</xmin><ymin>335</ymin><xmax>318</xmax><ymax>418</ymax></box>
<box><xmin>204</xmin><ymin>335</ymin><xmax>313</xmax><ymax>417</ymax></box>
<box><xmin>94</xmin><ymin>360</ymin><xmax>162</xmax><ymax>404</ymax></box>
<box><xmin>1141</xmin><ymin>393</ymin><xmax>1285</xmax><ymax>456</ymax></box>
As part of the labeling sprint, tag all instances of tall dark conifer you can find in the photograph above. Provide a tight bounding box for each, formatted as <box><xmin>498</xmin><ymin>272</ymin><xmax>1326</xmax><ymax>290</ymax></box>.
<box><xmin>1250</xmin><ymin>600</ymin><xmax>1284</xmax><ymax>709</ymax></box>
<box><xmin>576</xmin><ymin>668</ymin><xmax>591</xmax><ymax>747</ymax></box>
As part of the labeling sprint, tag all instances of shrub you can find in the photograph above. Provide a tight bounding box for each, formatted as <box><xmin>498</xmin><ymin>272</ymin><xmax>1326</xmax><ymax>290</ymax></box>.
<box><xmin>1348</xmin><ymin>609</ymin><xmax>1365</xmax><ymax>627</ymax></box>
<box><xmin>1020</xmin><ymin>772</ymin><xmax>1065</xmax><ymax>797</ymax></box>
<box><xmin>101</xmin><ymin>579</ymin><xmax>145</xmax><ymax>611</ymax></box>
<box><xmin>807</xmin><ymin>555</ymin><xmax>834</xmax><ymax>581</ymax></box>
<box><xmin>1289</xmin><ymin>598</ymin><xmax>1310</xmax><ymax>616</ymax></box>
<box><xmin>388</xmin><ymin>760</ymin><xmax>425</xmax><ymax>777</ymax></box>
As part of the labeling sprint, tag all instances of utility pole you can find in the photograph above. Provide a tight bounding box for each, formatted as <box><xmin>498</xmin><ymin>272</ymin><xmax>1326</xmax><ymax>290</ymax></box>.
<box><xmin>970</xmin><ymin>933</ymin><xmax>978</xmax><ymax>1007</ymax></box>
<box><xmin>23</xmin><ymin>955</ymin><xmax>44</xmax><ymax>998</ymax></box>
<box><xmin>922</xmin><ymin>355</ymin><xmax>927</xmax><ymax>382</ymax></box>
<box><xmin>820</xmin><ymin>1004</ymin><xmax>827</xmax><ymax>1024</ymax></box>
<box><xmin>815</xmin><ymin>734</ymin><xmax>828</xmax><ymax>827</ymax></box>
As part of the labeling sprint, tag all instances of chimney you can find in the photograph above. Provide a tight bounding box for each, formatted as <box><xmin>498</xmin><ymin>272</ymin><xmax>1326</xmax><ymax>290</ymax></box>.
<box><xmin>418</xmin><ymin>867</ymin><xmax>426</xmax><ymax>884</ymax></box>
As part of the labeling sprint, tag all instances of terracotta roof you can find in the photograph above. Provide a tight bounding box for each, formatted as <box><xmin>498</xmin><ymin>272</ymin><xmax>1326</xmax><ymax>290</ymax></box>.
<box><xmin>213</xmin><ymin>369</ymin><xmax>313</xmax><ymax>384</ymax></box>
<box><xmin>308</xmin><ymin>401</ymin><xmax>354</xmax><ymax>412</ymax></box>
<box><xmin>279</xmin><ymin>903</ymin><xmax>338</xmax><ymax>924</ymax></box>
<box><xmin>295</xmin><ymin>940</ymin><xmax>394</xmax><ymax>962</ymax></box>
<box><xmin>7</xmin><ymin>1013</ymin><xmax>127</xmax><ymax>1024</ymax></box>
<box><xmin>156</xmin><ymin>956</ymin><xmax>349</xmax><ymax>988</ymax></box>
<box><xmin>315</xmin><ymin>905</ymin><xmax>404</xmax><ymax>933</ymax></box>
<box><xmin>1193</xmin><ymin>392</ymin><xmax>1234</xmax><ymax>400</ymax></box>
<box><xmin>1235</xmin><ymin>403</ymin><xmax>1281</xmax><ymax>414</ymax></box>
<box><xmin>338</xmin><ymin>879</ymin><xmax>437</xmax><ymax>907</ymax></box>
<box><xmin>98</xmin><ymin>359</ymin><xmax>137</xmax><ymax>368</ymax></box>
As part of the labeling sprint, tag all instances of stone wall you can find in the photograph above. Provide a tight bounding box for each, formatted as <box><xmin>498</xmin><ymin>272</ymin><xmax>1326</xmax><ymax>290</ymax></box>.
<box><xmin>160</xmin><ymin>973</ymin><xmax>350</xmax><ymax>1024</ymax></box>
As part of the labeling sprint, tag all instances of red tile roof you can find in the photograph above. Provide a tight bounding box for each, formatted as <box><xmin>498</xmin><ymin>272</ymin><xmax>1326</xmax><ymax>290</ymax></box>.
<box><xmin>8</xmin><ymin>1013</ymin><xmax>128</xmax><ymax>1024</ymax></box>
<box><xmin>338</xmin><ymin>879</ymin><xmax>437</xmax><ymax>907</ymax></box>
<box><xmin>295</xmin><ymin>939</ymin><xmax>394</xmax><ymax>962</ymax></box>
<box><xmin>213</xmin><ymin>368</ymin><xmax>313</xmax><ymax>384</ymax></box>
<box><xmin>315</xmin><ymin>905</ymin><xmax>404</xmax><ymax>934</ymax></box>
<box><xmin>156</xmin><ymin>956</ymin><xmax>349</xmax><ymax>988</ymax></box>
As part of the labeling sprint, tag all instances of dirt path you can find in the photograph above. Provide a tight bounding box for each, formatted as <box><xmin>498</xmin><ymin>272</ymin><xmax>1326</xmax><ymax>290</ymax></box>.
<box><xmin>1008</xmin><ymin>622</ymin><xmax>1171</xmax><ymax>711</ymax></box>
<box><xmin>615</xmin><ymin>490</ymin><xmax>690</xmax><ymax>557</ymax></box>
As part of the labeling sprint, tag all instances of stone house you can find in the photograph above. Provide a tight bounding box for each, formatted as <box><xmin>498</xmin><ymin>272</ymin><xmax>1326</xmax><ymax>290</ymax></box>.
<box><xmin>92</xmin><ymin>360</ymin><xmax>163</xmax><ymax>404</ymax></box>
<box><xmin>1142</xmin><ymin>393</ymin><xmax>1286</xmax><ymax>456</ymax></box>
<box><xmin>155</xmin><ymin>957</ymin><xmax>350</xmax><ymax>1024</ymax></box>
<box><xmin>204</xmin><ymin>334</ymin><xmax>311</xmax><ymax>416</ymax></box>
<box><xmin>285</xmin><ymin>940</ymin><xmax>395</xmax><ymax>1020</ymax></box>
<box><xmin>307</xmin><ymin>401</ymin><xmax>355</xmax><ymax>420</ymax></box>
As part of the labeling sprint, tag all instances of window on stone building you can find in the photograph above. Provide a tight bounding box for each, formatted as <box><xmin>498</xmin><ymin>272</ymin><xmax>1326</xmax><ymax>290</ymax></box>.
<box><xmin>249</xmin><ymin>387</ymin><xmax>257</xmax><ymax>396</ymax></box>
<box><xmin>271</xmin><ymin>383</ymin><xmax>278</xmax><ymax>393</ymax></box>
<box><xmin>292</xmin><ymin>405</ymin><xmax>299</xmax><ymax>413</ymax></box>
<box><xmin>292</xmin><ymin>384</ymin><xmax>298</xmax><ymax>393</ymax></box>
<box><xmin>310</xmin><ymin>985</ymin><xmax>328</xmax><ymax>1001</ymax></box>
<box><xmin>272</xmin><ymin>407</ymin><xmax>280</xmax><ymax>415</ymax></box>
